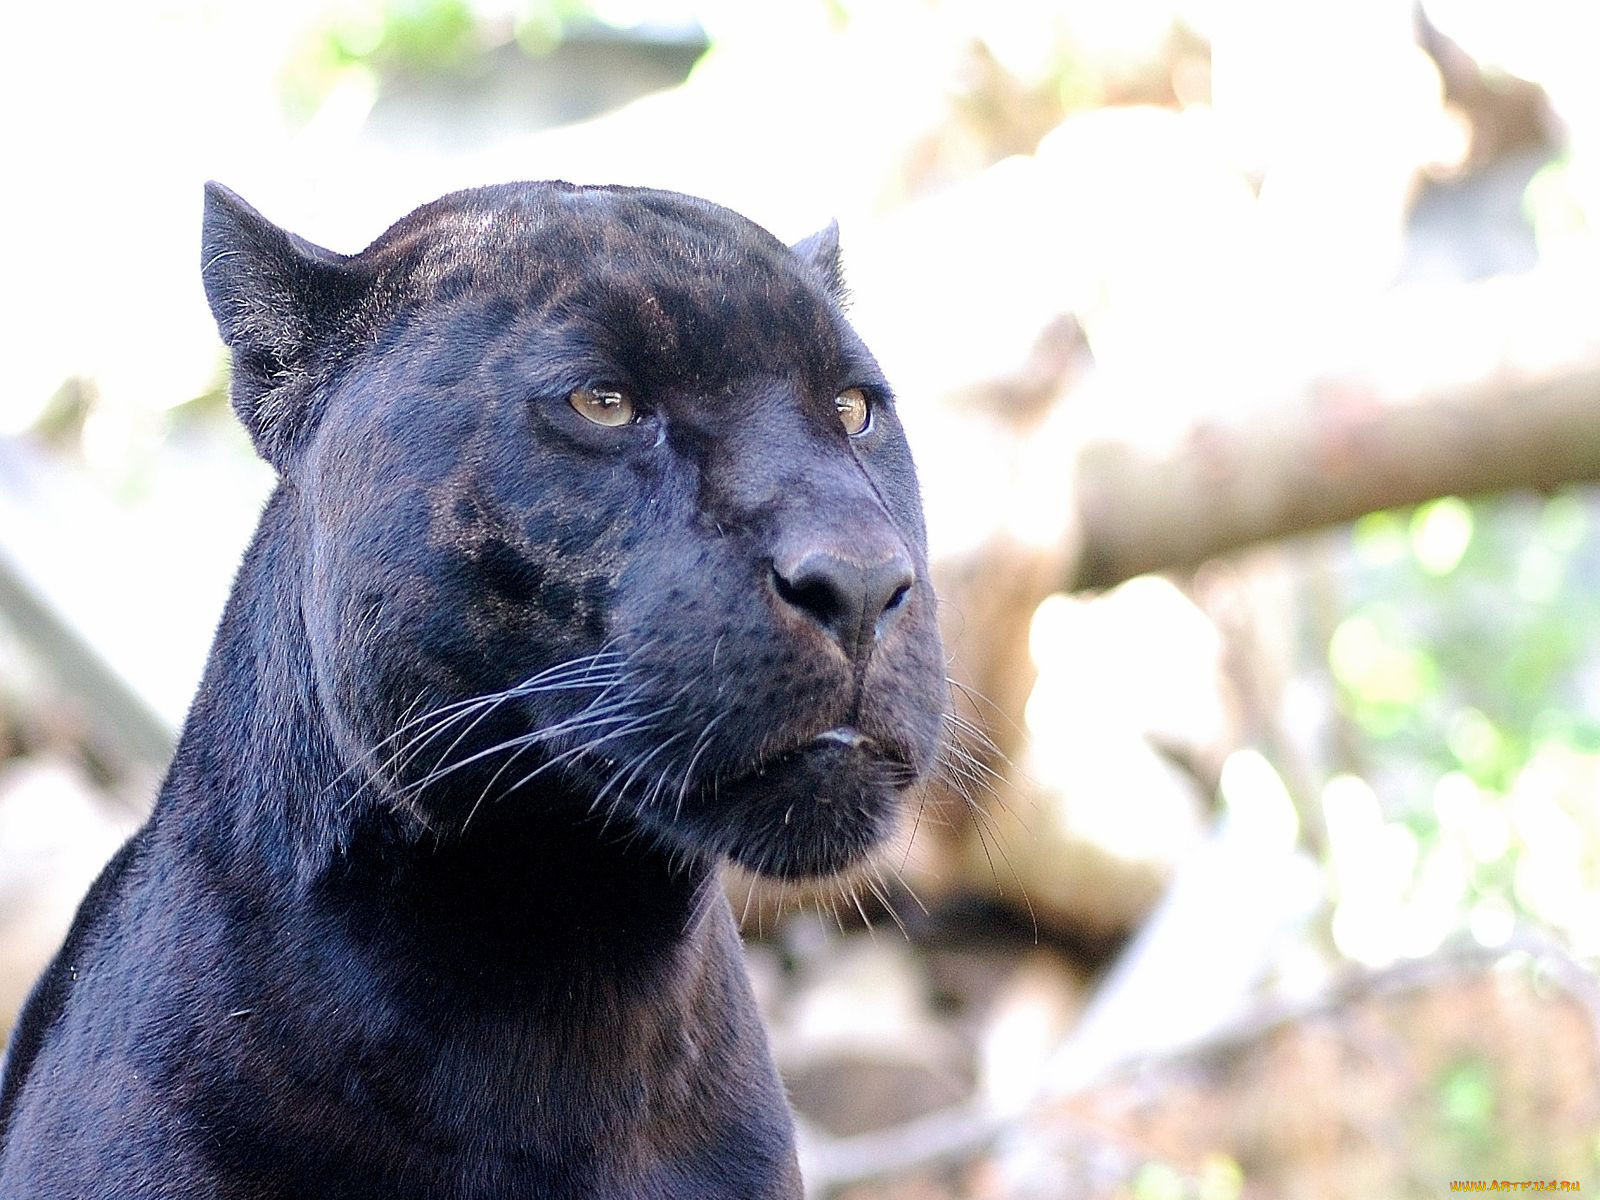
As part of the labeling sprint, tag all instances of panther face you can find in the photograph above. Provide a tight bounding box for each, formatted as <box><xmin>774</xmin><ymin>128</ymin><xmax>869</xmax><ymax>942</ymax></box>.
<box><xmin>204</xmin><ymin>181</ymin><xmax>947</xmax><ymax>880</ymax></box>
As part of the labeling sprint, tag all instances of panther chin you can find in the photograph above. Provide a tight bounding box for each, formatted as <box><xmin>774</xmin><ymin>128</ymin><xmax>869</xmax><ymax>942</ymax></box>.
<box><xmin>653</xmin><ymin>726</ymin><xmax>918</xmax><ymax>881</ymax></box>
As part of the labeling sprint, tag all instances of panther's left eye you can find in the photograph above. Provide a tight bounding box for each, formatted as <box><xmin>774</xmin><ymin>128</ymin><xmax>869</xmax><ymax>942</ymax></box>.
<box><xmin>834</xmin><ymin>388</ymin><xmax>871</xmax><ymax>437</ymax></box>
<box><xmin>569</xmin><ymin>387</ymin><xmax>636</xmax><ymax>427</ymax></box>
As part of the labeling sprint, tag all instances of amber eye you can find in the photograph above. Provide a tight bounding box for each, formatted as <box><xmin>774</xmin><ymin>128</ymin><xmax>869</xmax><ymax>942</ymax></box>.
<box><xmin>834</xmin><ymin>387</ymin><xmax>871</xmax><ymax>437</ymax></box>
<box><xmin>569</xmin><ymin>386</ymin><xmax>636</xmax><ymax>427</ymax></box>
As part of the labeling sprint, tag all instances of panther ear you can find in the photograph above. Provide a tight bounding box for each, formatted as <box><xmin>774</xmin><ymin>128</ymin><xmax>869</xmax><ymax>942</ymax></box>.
<box><xmin>201</xmin><ymin>182</ymin><xmax>364</xmax><ymax>469</ymax></box>
<box><xmin>791</xmin><ymin>220</ymin><xmax>846</xmax><ymax>303</ymax></box>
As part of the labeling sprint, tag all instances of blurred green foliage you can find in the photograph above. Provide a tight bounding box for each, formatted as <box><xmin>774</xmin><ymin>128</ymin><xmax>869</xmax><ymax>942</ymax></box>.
<box><xmin>1434</xmin><ymin>1056</ymin><xmax>1497</xmax><ymax>1160</ymax></box>
<box><xmin>1328</xmin><ymin>488</ymin><xmax>1600</xmax><ymax>956</ymax></box>
<box><xmin>281</xmin><ymin>0</ymin><xmax>603</xmax><ymax>120</ymax></box>
<box><xmin>1526</xmin><ymin>155</ymin><xmax>1593</xmax><ymax>258</ymax></box>
<box><xmin>1126</xmin><ymin>1154</ymin><xmax>1243</xmax><ymax>1200</ymax></box>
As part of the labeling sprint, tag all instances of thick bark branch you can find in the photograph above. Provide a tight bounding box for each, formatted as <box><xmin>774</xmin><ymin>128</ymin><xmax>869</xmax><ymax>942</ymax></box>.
<box><xmin>914</xmin><ymin>266</ymin><xmax>1600</xmax><ymax>931</ymax></box>
<box><xmin>1069</xmin><ymin>268</ymin><xmax>1600</xmax><ymax>591</ymax></box>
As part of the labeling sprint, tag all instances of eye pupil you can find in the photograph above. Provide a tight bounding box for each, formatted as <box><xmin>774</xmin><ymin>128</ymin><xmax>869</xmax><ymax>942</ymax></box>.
<box><xmin>569</xmin><ymin>386</ymin><xmax>636</xmax><ymax>427</ymax></box>
<box><xmin>835</xmin><ymin>388</ymin><xmax>871</xmax><ymax>437</ymax></box>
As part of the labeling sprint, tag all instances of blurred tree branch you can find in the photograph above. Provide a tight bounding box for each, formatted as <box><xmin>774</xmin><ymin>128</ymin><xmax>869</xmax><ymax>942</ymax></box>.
<box><xmin>1068</xmin><ymin>268</ymin><xmax>1600</xmax><ymax>591</ymax></box>
<box><xmin>920</xmin><ymin>263</ymin><xmax>1600</xmax><ymax>933</ymax></box>
<box><xmin>799</xmin><ymin>928</ymin><xmax>1600</xmax><ymax>1196</ymax></box>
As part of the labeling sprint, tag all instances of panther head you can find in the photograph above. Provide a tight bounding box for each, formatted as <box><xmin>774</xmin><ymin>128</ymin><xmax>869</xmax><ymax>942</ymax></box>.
<box><xmin>201</xmin><ymin>181</ymin><xmax>947</xmax><ymax>880</ymax></box>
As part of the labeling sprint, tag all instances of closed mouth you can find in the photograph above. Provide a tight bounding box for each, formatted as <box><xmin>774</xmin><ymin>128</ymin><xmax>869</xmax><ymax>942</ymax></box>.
<box><xmin>735</xmin><ymin>724</ymin><xmax>916</xmax><ymax>790</ymax></box>
<box><xmin>810</xmin><ymin>726</ymin><xmax>872</xmax><ymax>751</ymax></box>
<box><xmin>656</xmin><ymin>720</ymin><xmax>922</xmax><ymax>879</ymax></box>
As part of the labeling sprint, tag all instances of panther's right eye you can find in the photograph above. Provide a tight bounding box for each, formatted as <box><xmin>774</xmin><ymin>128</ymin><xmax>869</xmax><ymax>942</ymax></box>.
<box><xmin>569</xmin><ymin>387</ymin><xmax>636</xmax><ymax>427</ymax></box>
<box><xmin>834</xmin><ymin>387</ymin><xmax>872</xmax><ymax>437</ymax></box>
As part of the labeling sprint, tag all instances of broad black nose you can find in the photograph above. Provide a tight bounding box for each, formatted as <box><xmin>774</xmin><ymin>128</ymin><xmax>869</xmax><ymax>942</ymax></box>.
<box><xmin>772</xmin><ymin>549</ymin><xmax>915</xmax><ymax>660</ymax></box>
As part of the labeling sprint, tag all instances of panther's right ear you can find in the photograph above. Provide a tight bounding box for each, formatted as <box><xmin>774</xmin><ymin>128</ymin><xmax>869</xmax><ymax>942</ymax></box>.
<box><xmin>791</xmin><ymin>220</ymin><xmax>846</xmax><ymax>304</ymax></box>
<box><xmin>201</xmin><ymin>182</ymin><xmax>366</xmax><ymax>469</ymax></box>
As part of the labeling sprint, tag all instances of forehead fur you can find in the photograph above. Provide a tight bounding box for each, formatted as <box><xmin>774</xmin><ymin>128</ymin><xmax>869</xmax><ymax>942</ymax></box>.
<box><xmin>364</xmin><ymin>184</ymin><xmax>804</xmax><ymax>303</ymax></box>
<box><xmin>359</xmin><ymin>182</ymin><xmax>849</xmax><ymax>391</ymax></box>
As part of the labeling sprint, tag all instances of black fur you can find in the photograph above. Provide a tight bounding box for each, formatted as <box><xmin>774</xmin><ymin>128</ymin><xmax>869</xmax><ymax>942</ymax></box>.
<box><xmin>0</xmin><ymin>182</ymin><xmax>947</xmax><ymax>1198</ymax></box>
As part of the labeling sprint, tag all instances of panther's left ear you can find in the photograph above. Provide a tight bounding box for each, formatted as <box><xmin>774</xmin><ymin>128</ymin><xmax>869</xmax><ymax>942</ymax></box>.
<box><xmin>201</xmin><ymin>182</ymin><xmax>368</xmax><ymax>470</ymax></box>
<box><xmin>791</xmin><ymin>220</ymin><xmax>846</xmax><ymax>303</ymax></box>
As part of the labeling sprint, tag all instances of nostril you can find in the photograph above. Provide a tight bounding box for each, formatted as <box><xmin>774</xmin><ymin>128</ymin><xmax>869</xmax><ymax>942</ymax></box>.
<box><xmin>865</xmin><ymin>561</ymin><xmax>915</xmax><ymax>628</ymax></box>
<box><xmin>772</xmin><ymin>549</ymin><xmax>915</xmax><ymax>659</ymax></box>
<box><xmin>771</xmin><ymin>564</ymin><xmax>848</xmax><ymax>628</ymax></box>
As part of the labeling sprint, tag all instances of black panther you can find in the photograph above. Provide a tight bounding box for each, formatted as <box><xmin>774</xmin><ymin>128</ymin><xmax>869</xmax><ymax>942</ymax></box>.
<box><xmin>0</xmin><ymin>181</ymin><xmax>947</xmax><ymax>1198</ymax></box>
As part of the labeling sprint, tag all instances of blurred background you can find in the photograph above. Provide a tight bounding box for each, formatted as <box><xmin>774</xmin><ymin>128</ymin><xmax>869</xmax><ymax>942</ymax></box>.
<box><xmin>3</xmin><ymin>1</ymin><xmax>1599</xmax><ymax>1196</ymax></box>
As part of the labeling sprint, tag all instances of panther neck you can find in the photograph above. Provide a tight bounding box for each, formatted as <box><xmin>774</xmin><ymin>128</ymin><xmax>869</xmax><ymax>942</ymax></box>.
<box><xmin>157</xmin><ymin>485</ymin><xmax>716</xmax><ymax>971</ymax></box>
<box><xmin>158</xmin><ymin>486</ymin><xmax>367</xmax><ymax>879</ymax></box>
<box><xmin>144</xmin><ymin>491</ymin><xmax>770</xmax><ymax>1166</ymax></box>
